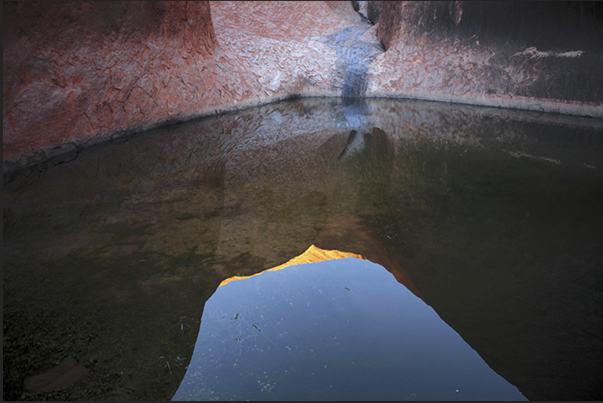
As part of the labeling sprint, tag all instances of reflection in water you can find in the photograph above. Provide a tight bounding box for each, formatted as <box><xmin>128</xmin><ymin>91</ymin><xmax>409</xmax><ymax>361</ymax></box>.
<box><xmin>174</xmin><ymin>257</ymin><xmax>525</xmax><ymax>401</ymax></box>
<box><xmin>4</xmin><ymin>97</ymin><xmax>603</xmax><ymax>400</ymax></box>
<box><xmin>218</xmin><ymin>244</ymin><xmax>364</xmax><ymax>287</ymax></box>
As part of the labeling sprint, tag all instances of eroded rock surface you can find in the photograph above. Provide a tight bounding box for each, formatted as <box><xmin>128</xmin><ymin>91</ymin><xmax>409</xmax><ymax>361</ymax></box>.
<box><xmin>367</xmin><ymin>1</ymin><xmax>603</xmax><ymax>117</ymax></box>
<box><xmin>3</xmin><ymin>1</ymin><xmax>372</xmax><ymax>172</ymax></box>
<box><xmin>3</xmin><ymin>2</ymin><xmax>218</xmax><ymax>163</ymax></box>
<box><xmin>4</xmin><ymin>1</ymin><xmax>603</xmax><ymax>177</ymax></box>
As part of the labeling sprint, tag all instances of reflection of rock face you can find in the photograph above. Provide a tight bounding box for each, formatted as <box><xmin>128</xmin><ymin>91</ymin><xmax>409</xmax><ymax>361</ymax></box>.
<box><xmin>2</xmin><ymin>98</ymin><xmax>354</xmax><ymax>401</ymax></box>
<box><xmin>3</xmin><ymin>98</ymin><xmax>603</xmax><ymax>400</ymax></box>
<box><xmin>3</xmin><ymin>98</ymin><xmax>355</xmax><ymax>268</ymax></box>
<box><xmin>333</xmin><ymin>101</ymin><xmax>603</xmax><ymax>401</ymax></box>
<box><xmin>218</xmin><ymin>245</ymin><xmax>365</xmax><ymax>287</ymax></box>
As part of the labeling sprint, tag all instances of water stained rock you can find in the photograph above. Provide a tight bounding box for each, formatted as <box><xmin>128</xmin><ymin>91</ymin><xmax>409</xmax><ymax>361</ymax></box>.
<box><xmin>320</xmin><ymin>25</ymin><xmax>385</xmax><ymax>99</ymax></box>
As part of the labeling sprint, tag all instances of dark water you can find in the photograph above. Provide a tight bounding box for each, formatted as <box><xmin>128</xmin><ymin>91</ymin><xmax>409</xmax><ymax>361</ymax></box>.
<box><xmin>4</xmin><ymin>97</ymin><xmax>603</xmax><ymax>401</ymax></box>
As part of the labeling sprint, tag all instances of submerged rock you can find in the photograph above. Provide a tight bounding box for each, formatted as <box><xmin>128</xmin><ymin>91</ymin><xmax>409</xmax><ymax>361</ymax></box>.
<box><xmin>24</xmin><ymin>356</ymin><xmax>88</xmax><ymax>395</ymax></box>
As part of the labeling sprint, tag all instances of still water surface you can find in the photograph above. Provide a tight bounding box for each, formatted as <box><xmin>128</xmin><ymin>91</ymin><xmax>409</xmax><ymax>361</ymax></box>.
<box><xmin>4</xmin><ymin>97</ymin><xmax>603</xmax><ymax>401</ymax></box>
<box><xmin>174</xmin><ymin>256</ymin><xmax>524</xmax><ymax>401</ymax></box>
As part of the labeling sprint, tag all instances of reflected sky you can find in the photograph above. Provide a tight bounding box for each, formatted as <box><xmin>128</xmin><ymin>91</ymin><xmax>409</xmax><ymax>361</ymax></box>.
<box><xmin>173</xmin><ymin>254</ymin><xmax>526</xmax><ymax>401</ymax></box>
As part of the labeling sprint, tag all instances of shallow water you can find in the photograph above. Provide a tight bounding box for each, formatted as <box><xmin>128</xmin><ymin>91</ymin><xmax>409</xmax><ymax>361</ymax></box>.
<box><xmin>4</xmin><ymin>97</ymin><xmax>603</xmax><ymax>401</ymax></box>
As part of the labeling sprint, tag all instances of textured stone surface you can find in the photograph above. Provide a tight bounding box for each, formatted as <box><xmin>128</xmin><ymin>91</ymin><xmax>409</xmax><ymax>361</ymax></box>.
<box><xmin>2</xmin><ymin>1</ymin><xmax>369</xmax><ymax>170</ymax></box>
<box><xmin>3</xmin><ymin>2</ymin><xmax>219</xmax><ymax>164</ymax></box>
<box><xmin>367</xmin><ymin>1</ymin><xmax>603</xmax><ymax>117</ymax></box>
<box><xmin>4</xmin><ymin>1</ymin><xmax>603</xmax><ymax>175</ymax></box>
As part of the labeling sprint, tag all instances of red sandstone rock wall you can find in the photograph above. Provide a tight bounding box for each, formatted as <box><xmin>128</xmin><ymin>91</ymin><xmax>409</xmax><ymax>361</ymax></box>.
<box><xmin>3</xmin><ymin>2</ymin><xmax>219</xmax><ymax>164</ymax></box>
<box><xmin>3</xmin><ymin>1</ymin><xmax>363</xmax><ymax>168</ymax></box>
<box><xmin>4</xmin><ymin>1</ymin><xmax>602</xmax><ymax>172</ymax></box>
<box><xmin>207</xmin><ymin>1</ymin><xmax>360</xmax><ymax>101</ymax></box>
<box><xmin>366</xmin><ymin>1</ymin><xmax>603</xmax><ymax>118</ymax></box>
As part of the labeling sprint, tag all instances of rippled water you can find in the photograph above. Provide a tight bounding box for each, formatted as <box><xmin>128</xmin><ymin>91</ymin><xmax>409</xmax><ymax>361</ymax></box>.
<box><xmin>4</xmin><ymin>97</ymin><xmax>603</xmax><ymax>401</ymax></box>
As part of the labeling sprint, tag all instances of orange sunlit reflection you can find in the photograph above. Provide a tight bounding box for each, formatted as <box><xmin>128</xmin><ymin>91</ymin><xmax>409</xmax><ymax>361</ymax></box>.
<box><xmin>219</xmin><ymin>245</ymin><xmax>364</xmax><ymax>287</ymax></box>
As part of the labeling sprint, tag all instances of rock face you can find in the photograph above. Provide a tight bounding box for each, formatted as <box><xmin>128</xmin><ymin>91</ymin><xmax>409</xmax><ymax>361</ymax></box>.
<box><xmin>2</xmin><ymin>1</ymin><xmax>368</xmax><ymax>171</ymax></box>
<box><xmin>367</xmin><ymin>1</ymin><xmax>603</xmax><ymax>117</ymax></box>
<box><xmin>3</xmin><ymin>1</ymin><xmax>603</xmax><ymax>174</ymax></box>
<box><xmin>3</xmin><ymin>2</ymin><xmax>218</xmax><ymax>166</ymax></box>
